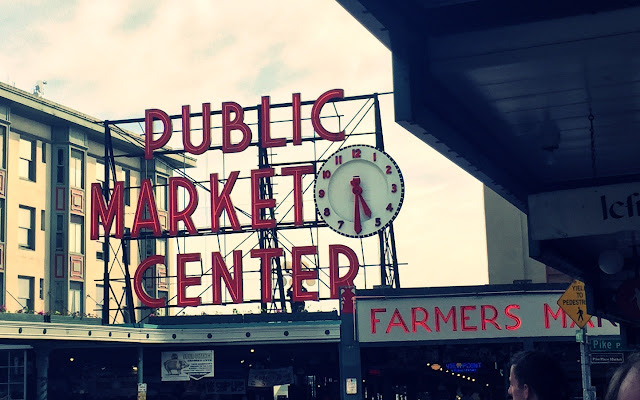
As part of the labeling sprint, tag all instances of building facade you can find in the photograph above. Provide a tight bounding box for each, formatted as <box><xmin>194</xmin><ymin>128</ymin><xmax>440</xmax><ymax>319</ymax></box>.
<box><xmin>0</xmin><ymin>81</ymin><xmax>192</xmax><ymax>323</ymax></box>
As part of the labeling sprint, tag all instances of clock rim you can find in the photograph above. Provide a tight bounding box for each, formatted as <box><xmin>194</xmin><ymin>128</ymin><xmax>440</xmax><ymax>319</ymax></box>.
<box><xmin>313</xmin><ymin>144</ymin><xmax>405</xmax><ymax>238</ymax></box>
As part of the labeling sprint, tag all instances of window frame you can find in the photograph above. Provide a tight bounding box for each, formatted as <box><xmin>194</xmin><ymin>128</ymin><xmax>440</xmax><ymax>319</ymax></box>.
<box><xmin>69</xmin><ymin>149</ymin><xmax>84</xmax><ymax>189</ymax></box>
<box><xmin>18</xmin><ymin>137</ymin><xmax>35</xmax><ymax>181</ymax></box>
<box><xmin>17</xmin><ymin>206</ymin><xmax>35</xmax><ymax>250</ymax></box>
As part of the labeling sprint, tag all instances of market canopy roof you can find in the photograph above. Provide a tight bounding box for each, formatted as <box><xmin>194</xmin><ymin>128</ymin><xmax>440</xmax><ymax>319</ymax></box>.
<box><xmin>337</xmin><ymin>0</ymin><xmax>640</xmax><ymax>324</ymax></box>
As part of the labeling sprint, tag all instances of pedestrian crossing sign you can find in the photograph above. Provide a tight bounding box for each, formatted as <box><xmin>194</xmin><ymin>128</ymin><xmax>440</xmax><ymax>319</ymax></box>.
<box><xmin>557</xmin><ymin>279</ymin><xmax>592</xmax><ymax>328</ymax></box>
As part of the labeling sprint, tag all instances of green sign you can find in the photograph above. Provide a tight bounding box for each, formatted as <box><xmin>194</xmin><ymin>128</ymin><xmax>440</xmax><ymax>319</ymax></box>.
<box><xmin>590</xmin><ymin>337</ymin><xmax>625</xmax><ymax>352</ymax></box>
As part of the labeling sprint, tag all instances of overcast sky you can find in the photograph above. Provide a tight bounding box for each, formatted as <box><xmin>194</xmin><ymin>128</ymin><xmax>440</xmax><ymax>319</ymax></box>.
<box><xmin>0</xmin><ymin>1</ymin><xmax>488</xmax><ymax>310</ymax></box>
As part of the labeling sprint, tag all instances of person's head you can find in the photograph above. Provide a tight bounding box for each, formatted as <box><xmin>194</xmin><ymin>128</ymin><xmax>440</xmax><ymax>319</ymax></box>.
<box><xmin>605</xmin><ymin>352</ymin><xmax>640</xmax><ymax>400</ymax></box>
<box><xmin>508</xmin><ymin>351</ymin><xmax>567</xmax><ymax>400</ymax></box>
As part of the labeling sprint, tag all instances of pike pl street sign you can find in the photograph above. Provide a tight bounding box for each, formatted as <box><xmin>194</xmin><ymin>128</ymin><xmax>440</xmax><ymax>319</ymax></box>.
<box><xmin>557</xmin><ymin>279</ymin><xmax>592</xmax><ymax>328</ymax></box>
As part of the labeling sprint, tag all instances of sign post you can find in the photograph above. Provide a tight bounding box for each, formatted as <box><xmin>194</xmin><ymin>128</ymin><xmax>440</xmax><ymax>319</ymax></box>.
<box><xmin>559</xmin><ymin>280</ymin><xmax>594</xmax><ymax>400</ymax></box>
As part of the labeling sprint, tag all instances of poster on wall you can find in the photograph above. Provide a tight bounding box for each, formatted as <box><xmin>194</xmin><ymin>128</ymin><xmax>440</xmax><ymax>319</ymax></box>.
<box><xmin>161</xmin><ymin>350</ymin><xmax>214</xmax><ymax>381</ymax></box>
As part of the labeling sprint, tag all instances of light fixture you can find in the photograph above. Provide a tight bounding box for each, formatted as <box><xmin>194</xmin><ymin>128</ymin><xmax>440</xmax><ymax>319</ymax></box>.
<box><xmin>69</xmin><ymin>357</ymin><xmax>74</xmax><ymax>362</ymax></box>
<box><xmin>599</xmin><ymin>250</ymin><xmax>624</xmax><ymax>274</ymax></box>
<box><xmin>430</xmin><ymin>364</ymin><xmax>441</xmax><ymax>371</ymax></box>
<box><xmin>250</xmin><ymin>349</ymin><xmax>255</xmax><ymax>353</ymax></box>
<box><xmin>132</xmin><ymin>366</ymin><xmax>138</xmax><ymax>372</ymax></box>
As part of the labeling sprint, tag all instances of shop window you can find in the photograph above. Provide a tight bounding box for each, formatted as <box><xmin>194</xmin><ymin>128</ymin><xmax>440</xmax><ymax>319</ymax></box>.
<box><xmin>156</xmin><ymin>175</ymin><xmax>167</xmax><ymax>211</ymax></box>
<box><xmin>18</xmin><ymin>137</ymin><xmax>35</xmax><ymax>181</ymax></box>
<box><xmin>69</xmin><ymin>215</ymin><xmax>84</xmax><ymax>254</ymax></box>
<box><xmin>17</xmin><ymin>276</ymin><xmax>34</xmax><ymax>312</ymax></box>
<box><xmin>70</xmin><ymin>149</ymin><xmax>84</xmax><ymax>189</ymax></box>
<box><xmin>17</xmin><ymin>206</ymin><xmax>34</xmax><ymax>250</ymax></box>
<box><xmin>0</xmin><ymin>125</ymin><xmax>6</xmax><ymax>169</ymax></box>
<box><xmin>0</xmin><ymin>350</ymin><xmax>27</xmax><ymax>400</ymax></box>
<box><xmin>69</xmin><ymin>281</ymin><xmax>83</xmax><ymax>315</ymax></box>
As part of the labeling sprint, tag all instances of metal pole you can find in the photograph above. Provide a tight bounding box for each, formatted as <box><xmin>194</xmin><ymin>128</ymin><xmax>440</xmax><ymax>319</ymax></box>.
<box><xmin>579</xmin><ymin>327</ymin><xmax>594</xmax><ymax>400</ymax></box>
<box><xmin>102</xmin><ymin>122</ymin><xmax>110</xmax><ymax>325</ymax></box>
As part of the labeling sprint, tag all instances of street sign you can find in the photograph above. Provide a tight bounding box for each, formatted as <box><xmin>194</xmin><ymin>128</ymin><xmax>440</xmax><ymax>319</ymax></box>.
<box><xmin>591</xmin><ymin>337</ymin><xmax>626</xmax><ymax>352</ymax></box>
<box><xmin>557</xmin><ymin>279</ymin><xmax>592</xmax><ymax>328</ymax></box>
<box><xmin>591</xmin><ymin>353</ymin><xmax>624</xmax><ymax>364</ymax></box>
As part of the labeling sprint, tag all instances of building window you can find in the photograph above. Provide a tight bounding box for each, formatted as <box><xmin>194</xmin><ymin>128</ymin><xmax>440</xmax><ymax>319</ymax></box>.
<box><xmin>0</xmin><ymin>199</ymin><xmax>5</xmax><ymax>243</ymax></box>
<box><xmin>123</xmin><ymin>168</ymin><xmax>131</xmax><ymax>206</ymax></box>
<box><xmin>17</xmin><ymin>206</ymin><xmax>34</xmax><ymax>250</ymax></box>
<box><xmin>69</xmin><ymin>282</ymin><xmax>83</xmax><ymax>315</ymax></box>
<box><xmin>39</xmin><ymin>278</ymin><xmax>44</xmax><ymax>300</ymax></box>
<box><xmin>69</xmin><ymin>215</ymin><xmax>84</xmax><ymax>254</ymax></box>
<box><xmin>96</xmin><ymin>161</ymin><xmax>104</xmax><ymax>189</ymax></box>
<box><xmin>70</xmin><ymin>149</ymin><xmax>84</xmax><ymax>189</ymax></box>
<box><xmin>94</xmin><ymin>284</ymin><xmax>104</xmax><ymax>316</ymax></box>
<box><xmin>17</xmin><ymin>276</ymin><xmax>34</xmax><ymax>311</ymax></box>
<box><xmin>0</xmin><ymin>349</ymin><xmax>27</xmax><ymax>400</ymax></box>
<box><xmin>0</xmin><ymin>125</ymin><xmax>6</xmax><ymax>169</ymax></box>
<box><xmin>156</xmin><ymin>175</ymin><xmax>167</xmax><ymax>211</ymax></box>
<box><xmin>18</xmin><ymin>138</ymin><xmax>35</xmax><ymax>181</ymax></box>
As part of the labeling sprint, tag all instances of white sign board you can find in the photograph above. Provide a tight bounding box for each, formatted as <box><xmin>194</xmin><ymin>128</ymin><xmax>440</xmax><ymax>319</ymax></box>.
<box><xmin>161</xmin><ymin>350</ymin><xmax>214</xmax><ymax>381</ymax></box>
<box><xmin>356</xmin><ymin>293</ymin><xmax>619</xmax><ymax>343</ymax></box>
<box><xmin>528</xmin><ymin>182</ymin><xmax>640</xmax><ymax>240</ymax></box>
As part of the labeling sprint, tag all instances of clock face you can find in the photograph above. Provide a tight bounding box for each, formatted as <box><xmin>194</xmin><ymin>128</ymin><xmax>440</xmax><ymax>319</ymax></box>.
<box><xmin>314</xmin><ymin>144</ymin><xmax>405</xmax><ymax>238</ymax></box>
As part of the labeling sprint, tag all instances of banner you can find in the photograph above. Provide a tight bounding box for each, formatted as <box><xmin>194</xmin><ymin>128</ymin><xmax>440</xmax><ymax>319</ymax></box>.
<box><xmin>161</xmin><ymin>350</ymin><xmax>214</xmax><ymax>381</ymax></box>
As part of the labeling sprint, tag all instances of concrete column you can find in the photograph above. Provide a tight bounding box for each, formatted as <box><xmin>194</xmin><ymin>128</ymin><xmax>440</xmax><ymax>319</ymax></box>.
<box><xmin>36</xmin><ymin>348</ymin><xmax>50</xmax><ymax>400</ymax></box>
<box><xmin>137</xmin><ymin>346</ymin><xmax>144</xmax><ymax>384</ymax></box>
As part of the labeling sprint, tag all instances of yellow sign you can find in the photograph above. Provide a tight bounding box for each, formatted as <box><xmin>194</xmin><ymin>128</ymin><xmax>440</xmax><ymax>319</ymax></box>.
<box><xmin>557</xmin><ymin>279</ymin><xmax>592</xmax><ymax>328</ymax></box>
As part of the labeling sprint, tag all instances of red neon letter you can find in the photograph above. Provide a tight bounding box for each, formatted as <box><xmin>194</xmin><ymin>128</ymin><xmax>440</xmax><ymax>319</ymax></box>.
<box><xmin>176</xmin><ymin>253</ymin><xmax>201</xmax><ymax>307</ymax></box>
<box><xmin>291</xmin><ymin>246</ymin><xmax>318</xmax><ymax>301</ymax></box>
<box><xmin>412</xmin><ymin>307</ymin><xmax>432</xmax><ymax>332</ymax></box>
<box><xmin>371</xmin><ymin>308</ymin><xmax>386</xmax><ymax>334</ymax></box>
<box><xmin>211</xmin><ymin>250</ymin><xmax>243</xmax><ymax>304</ymax></box>
<box><xmin>131</xmin><ymin>179</ymin><xmax>162</xmax><ymax>238</ymax></box>
<box><xmin>282</xmin><ymin>165</ymin><xmax>314</xmax><ymax>226</ymax></box>
<box><xmin>460</xmin><ymin>305</ymin><xmax>477</xmax><ymax>331</ymax></box>
<box><xmin>210</xmin><ymin>171</ymin><xmax>241</xmax><ymax>232</ymax></box>
<box><xmin>260</xmin><ymin>96</ymin><xmax>286</xmax><ymax>148</ymax></box>
<box><xmin>133</xmin><ymin>255</ymin><xmax>166</xmax><ymax>308</ymax></box>
<box><xmin>90</xmin><ymin>182</ymin><xmax>124</xmax><ymax>240</ymax></box>
<box><xmin>251</xmin><ymin>168</ymin><xmax>276</xmax><ymax>229</ymax></box>
<box><xmin>505</xmin><ymin>304</ymin><xmax>522</xmax><ymax>330</ymax></box>
<box><xmin>145</xmin><ymin>109</ymin><xmax>172</xmax><ymax>160</ymax></box>
<box><xmin>386</xmin><ymin>308</ymin><xmax>409</xmax><ymax>334</ymax></box>
<box><xmin>543</xmin><ymin>303</ymin><xmax>566</xmax><ymax>329</ymax></box>
<box><xmin>182</xmin><ymin>103</ymin><xmax>212</xmax><ymax>155</ymax></box>
<box><xmin>169</xmin><ymin>177</ymin><xmax>198</xmax><ymax>236</ymax></box>
<box><xmin>311</xmin><ymin>89</ymin><xmax>345</xmax><ymax>141</ymax></box>
<box><xmin>292</xmin><ymin>93</ymin><xmax>302</xmax><ymax>145</ymax></box>
<box><xmin>480</xmin><ymin>305</ymin><xmax>501</xmax><ymax>330</ymax></box>
<box><xmin>250</xmin><ymin>247</ymin><xmax>284</xmax><ymax>303</ymax></box>
<box><xmin>434</xmin><ymin>307</ymin><xmax>457</xmax><ymax>332</ymax></box>
<box><xmin>328</xmin><ymin>244</ymin><xmax>359</xmax><ymax>299</ymax></box>
<box><xmin>222</xmin><ymin>102</ymin><xmax>251</xmax><ymax>153</ymax></box>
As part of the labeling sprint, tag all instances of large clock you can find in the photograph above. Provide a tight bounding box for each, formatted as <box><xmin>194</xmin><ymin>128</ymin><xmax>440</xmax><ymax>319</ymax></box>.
<box><xmin>314</xmin><ymin>144</ymin><xmax>405</xmax><ymax>238</ymax></box>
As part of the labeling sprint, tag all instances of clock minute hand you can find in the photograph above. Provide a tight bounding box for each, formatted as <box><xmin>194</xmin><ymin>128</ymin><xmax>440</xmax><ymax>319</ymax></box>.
<box><xmin>351</xmin><ymin>177</ymin><xmax>372</xmax><ymax>234</ymax></box>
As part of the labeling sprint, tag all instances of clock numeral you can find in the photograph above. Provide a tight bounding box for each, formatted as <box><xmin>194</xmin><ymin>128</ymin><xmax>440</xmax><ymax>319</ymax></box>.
<box><xmin>334</xmin><ymin>155</ymin><xmax>342</xmax><ymax>165</ymax></box>
<box><xmin>386</xmin><ymin>203</ymin><xmax>393</xmax><ymax>212</ymax></box>
<box><xmin>352</xmin><ymin>149</ymin><xmax>361</xmax><ymax>159</ymax></box>
<box><xmin>338</xmin><ymin>220</ymin><xmax>344</xmax><ymax>229</ymax></box>
<box><xmin>318</xmin><ymin>189</ymin><xmax>325</xmax><ymax>198</ymax></box>
<box><xmin>373</xmin><ymin>152</ymin><xmax>377</xmax><ymax>162</ymax></box>
<box><xmin>391</xmin><ymin>184</ymin><xmax>397</xmax><ymax>193</ymax></box>
<box><xmin>386</xmin><ymin>165</ymin><xmax>392</xmax><ymax>174</ymax></box>
<box><xmin>322</xmin><ymin>170</ymin><xmax>331</xmax><ymax>179</ymax></box>
<box><xmin>324</xmin><ymin>207</ymin><xmax>331</xmax><ymax>216</ymax></box>
<box><xmin>375</xmin><ymin>218</ymin><xmax>381</xmax><ymax>227</ymax></box>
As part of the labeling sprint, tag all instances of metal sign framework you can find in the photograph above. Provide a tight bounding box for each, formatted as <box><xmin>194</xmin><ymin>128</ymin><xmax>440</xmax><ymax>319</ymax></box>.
<box><xmin>99</xmin><ymin>92</ymin><xmax>400</xmax><ymax>324</ymax></box>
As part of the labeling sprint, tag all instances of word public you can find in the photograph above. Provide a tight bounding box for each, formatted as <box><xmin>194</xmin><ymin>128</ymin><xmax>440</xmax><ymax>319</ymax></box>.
<box><xmin>91</xmin><ymin>89</ymin><xmax>361</xmax><ymax>308</ymax></box>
